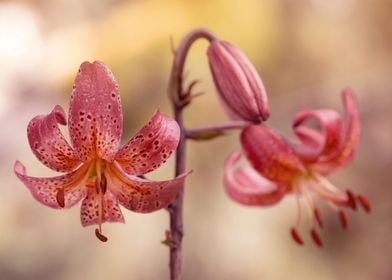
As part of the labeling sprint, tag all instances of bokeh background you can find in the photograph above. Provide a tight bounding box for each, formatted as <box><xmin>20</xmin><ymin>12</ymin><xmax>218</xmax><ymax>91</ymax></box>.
<box><xmin>1</xmin><ymin>0</ymin><xmax>391</xmax><ymax>279</ymax></box>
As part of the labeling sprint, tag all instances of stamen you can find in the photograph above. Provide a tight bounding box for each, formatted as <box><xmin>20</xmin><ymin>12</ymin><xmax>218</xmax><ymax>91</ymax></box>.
<box><xmin>346</xmin><ymin>190</ymin><xmax>357</xmax><ymax>210</ymax></box>
<box><xmin>310</xmin><ymin>229</ymin><xmax>323</xmax><ymax>247</ymax></box>
<box><xmin>357</xmin><ymin>194</ymin><xmax>371</xmax><ymax>213</ymax></box>
<box><xmin>314</xmin><ymin>208</ymin><xmax>323</xmax><ymax>228</ymax></box>
<box><xmin>95</xmin><ymin>159</ymin><xmax>102</xmax><ymax>195</ymax></box>
<box><xmin>313</xmin><ymin>174</ymin><xmax>341</xmax><ymax>193</ymax></box>
<box><xmin>302</xmin><ymin>187</ymin><xmax>316</xmax><ymax>228</ymax></box>
<box><xmin>101</xmin><ymin>175</ymin><xmax>107</xmax><ymax>194</ymax></box>
<box><xmin>338</xmin><ymin>210</ymin><xmax>348</xmax><ymax>229</ymax></box>
<box><xmin>290</xmin><ymin>228</ymin><xmax>304</xmax><ymax>246</ymax></box>
<box><xmin>295</xmin><ymin>192</ymin><xmax>302</xmax><ymax>228</ymax></box>
<box><xmin>95</xmin><ymin>228</ymin><xmax>108</xmax><ymax>242</ymax></box>
<box><xmin>95</xmin><ymin>179</ymin><xmax>100</xmax><ymax>194</ymax></box>
<box><xmin>56</xmin><ymin>188</ymin><xmax>65</xmax><ymax>208</ymax></box>
<box><xmin>308</xmin><ymin>177</ymin><xmax>348</xmax><ymax>206</ymax></box>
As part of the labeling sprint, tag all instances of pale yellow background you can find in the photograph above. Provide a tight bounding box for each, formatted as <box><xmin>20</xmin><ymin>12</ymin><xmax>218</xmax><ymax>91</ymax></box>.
<box><xmin>0</xmin><ymin>0</ymin><xmax>390</xmax><ymax>279</ymax></box>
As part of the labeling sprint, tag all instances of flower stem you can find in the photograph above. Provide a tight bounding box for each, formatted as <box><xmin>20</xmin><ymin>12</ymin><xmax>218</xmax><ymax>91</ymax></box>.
<box><xmin>167</xmin><ymin>28</ymin><xmax>216</xmax><ymax>280</ymax></box>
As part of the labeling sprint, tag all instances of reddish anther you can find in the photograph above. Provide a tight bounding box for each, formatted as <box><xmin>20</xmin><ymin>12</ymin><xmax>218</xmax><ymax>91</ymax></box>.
<box><xmin>338</xmin><ymin>210</ymin><xmax>348</xmax><ymax>229</ymax></box>
<box><xmin>346</xmin><ymin>190</ymin><xmax>357</xmax><ymax>210</ymax></box>
<box><xmin>314</xmin><ymin>208</ymin><xmax>323</xmax><ymax>228</ymax></box>
<box><xmin>310</xmin><ymin>229</ymin><xmax>323</xmax><ymax>247</ymax></box>
<box><xmin>101</xmin><ymin>175</ymin><xmax>107</xmax><ymax>194</ymax></box>
<box><xmin>290</xmin><ymin>228</ymin><xmax>304</xmax><ymax>246</ymax></box>
<box><xmin>95</xmin><ymin>179</ymin><xmax>100</xmax><ymax>195</ymax></box>
<box><xmin>95</xmin><ymin>228</ymin><xmax>108</xmax><ymax>242</ymax></box>
<box><xmin>56</xmin><ymin>188</ymin><xmax>65</xmax><ymax>208</ymax></box>
<box><xmin>357</xmin><ymin>194</ymin><xmax>371</xmax><ymax>213</ymax></box>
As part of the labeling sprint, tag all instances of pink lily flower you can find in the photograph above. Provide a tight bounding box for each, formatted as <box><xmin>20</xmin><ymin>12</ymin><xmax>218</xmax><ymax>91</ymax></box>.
<box><xmin>15</xmin><ymin>61</ymin><xmax>188</xmax><ymax>241</ymax></box>
<box><xmin>224</xmin><ymin>88</ymin><xmax>370</xmax><ymax>247</ymax></box>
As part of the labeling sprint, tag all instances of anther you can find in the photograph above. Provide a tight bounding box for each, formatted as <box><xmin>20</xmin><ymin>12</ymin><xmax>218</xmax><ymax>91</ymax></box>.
<box><xmin>95</xmin><ymin>179</ymin><xmax>100</xmax><ymax>194</ymax></box>
<box><xmin>357</xmin><ymin>194</ymin><xmax>371</xmax><ymax>213</ymax></box>
<box><xmin>95</xmin><ymin>228</ymin><xmax>108</xmax><ymax>242</ymax></box>
<box><xmin>310</xmin><ymin>229</ymin><xmax>323</xmax><ymax>248</ymax></box>
<box><xmin>56</xmin><ymin>188</ymin><xmax>65</xmax><ymax>208</ymax></box>
<box><xmin>338</xmin><ymin>210</ymin><xmax>348</xmax><ymax>230</ymax></box>
<box><xmin>101</xmin><ymin>175</ymin><xmax>107</xmax><ymax>194</ymax></box>
<box><xmin>290</xmin><ymin>228</ymin><xmax>304</xmax><ymax>246</ymax></box>
<box><xmin>314</xmin><ymin>208</ymin><xmax>323</xmax><ymax>228</ymax></box>
<box><xmin>346</xmin><ymin>190</ymin><xmax>357</xmax><ymax>210</ymax></box>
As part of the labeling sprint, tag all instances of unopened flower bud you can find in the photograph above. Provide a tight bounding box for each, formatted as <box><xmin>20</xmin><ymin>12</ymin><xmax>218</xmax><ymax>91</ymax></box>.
<box><xmin>207</xmin><ymin>40</ymin><xmax>270</xmax><ymax>123</ymax></box>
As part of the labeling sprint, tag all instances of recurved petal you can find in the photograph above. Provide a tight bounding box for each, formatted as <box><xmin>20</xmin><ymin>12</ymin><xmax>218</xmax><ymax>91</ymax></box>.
<box><xmin>291</xmin><ymin>126</ymin><xmax>323</xmax><ymax>161</ymax></box>
<box><xmin>105</xmin><ymin>162</ymin><xmax>189</xmax><ymax>213</ymax></box>
<box><xmin>69</xmin><ymin>61</ymin><xmax>123</xmax><ymax>162</ymax></box>
<box><xmin>115</xmin><ymin>110</ymin><xmax>179</xmax><ymax>175</ymax></box>
<box><xmin>313</xmin><ymin>88</ymin><xmax>360</xmax><ymax>174</ymax></box>
<box><xmin>292</xmin><ymin>108</ymin><xmax>343</xmax><ymax>162</ymax></box>
<box><xmin>27</xmin><ymin>105</ymin><xmax>81</xmax><ymax>172</ymax></box>
<box><xmin>80</xmin><ymin>188</ymin><xmax>125</xmax><ymax>227</ymax></box>
<box><xmin>224</xmin><ymin>151</ymin><xmax>287</xmax><ymax>206</ymax></box>
<box><xmin>14</xmin><ymin>161</ymin><xmax>89</xmax><ymax>209</ymax></box>
<box><xmin>241</xmin><ymin>124</ymin><xmax>305</xmax><ymax>185</ymax></box>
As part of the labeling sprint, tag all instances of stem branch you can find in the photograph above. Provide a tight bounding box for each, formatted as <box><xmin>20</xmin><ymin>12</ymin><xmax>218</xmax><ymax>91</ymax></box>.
<box><xmin>186</xmin><ymin>121</ymin><xmax>249</xmax><ymax>140</ymax></box>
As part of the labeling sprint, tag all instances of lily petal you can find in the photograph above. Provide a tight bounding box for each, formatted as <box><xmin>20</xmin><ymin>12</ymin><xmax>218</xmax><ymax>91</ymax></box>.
<box><xmin>69</xmin><ymin>61</ymin><xmax>123</xmax><ymax>162</ymax></box>
<box><xmin>224</xmin><ymin>151</ymin><xmax>287</xmax><ymax>206</ymax></box>
<box><xmin>115</xmin><ymin>110</ymin><xmax>180</xmax><ymax>175</ymax></box>
<box><xmin>14</xmin><ymin>161</ymin><xmax>89</xmax><ymax>209</ymax></box>
<box><xmin>292</xmin><ymin>108</ymin><xmax>343</xmax><ymax>162</ymax></box>
<box><xmin>27</xmin><ymin>105</ymin><xmax>81</xmax><ymax>172</ymax></box>
<box><xmin>80</xmin><ymin>188</ymin><xmax>125</xmax><ymax>227</ymax></box>
<box><xmin>105</xmin><ymin>162</ymin><xmax>189</xmax><ymax>213</ymax></box>
<box><xmin>312</xmin><ymin>88</ymin><xmax>360</xmax><ymax>174</ymax></box>
<box><xmin>291</xmin><ymin>126</ymin><xmax>323</xmax><ymax>161</ymax></box>
<box><xmin>241</xmin><ymin>124</ymin><xmax>305</xmax><ymax>185</ymax></box>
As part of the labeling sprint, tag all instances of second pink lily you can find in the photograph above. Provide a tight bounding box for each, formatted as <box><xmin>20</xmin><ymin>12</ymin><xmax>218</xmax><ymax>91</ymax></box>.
<box><xmin>225</xmin><ymin>88</ymin><xmax>370</xmax><ymax>247</ymax></box>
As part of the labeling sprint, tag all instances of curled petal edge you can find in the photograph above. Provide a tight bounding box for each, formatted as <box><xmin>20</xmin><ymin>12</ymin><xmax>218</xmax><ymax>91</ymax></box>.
<box><xmin>14</xmin><ymin>160</ymin><xmax>89</xmax><ymax>209</ymax></box>
<box><xmin>27</xmin><ymin>105</ymin><xmax>81</xmax><ymax>172</ymax></box>
<box><xmin>224</xmin><ymin>151</ymin><xmax>287</xmax><ymax>206</ymax></box>
<box><xmin>293</xmin><ymin>108</ymin><xmax>343</xmax><ymax>163</ymax></box>
<box><xmin>312</xmin><ymin>88</ymin><xmax>360</xmax><ymax>174</ymax></box>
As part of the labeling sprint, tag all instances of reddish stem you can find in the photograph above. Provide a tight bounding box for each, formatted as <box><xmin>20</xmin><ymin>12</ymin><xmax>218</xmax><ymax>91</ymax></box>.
<box><xmin>167</xmin><ymin>28</ymin><xmax>216</xmax><ymax>280</ymax></box>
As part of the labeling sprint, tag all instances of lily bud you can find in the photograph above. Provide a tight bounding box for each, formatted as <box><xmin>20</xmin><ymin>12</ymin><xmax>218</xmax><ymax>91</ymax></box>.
<box><xmin>207</xmin><ymin>40</ymin><xmax>270</xmax><ymax>123</ymax></box>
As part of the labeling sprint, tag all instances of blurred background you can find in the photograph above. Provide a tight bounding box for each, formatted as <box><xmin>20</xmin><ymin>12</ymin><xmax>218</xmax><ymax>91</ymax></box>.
<box><xmin>1</xmin><ymin>0</ymin><xmax>391</xmax><ymax>279</ymax></box>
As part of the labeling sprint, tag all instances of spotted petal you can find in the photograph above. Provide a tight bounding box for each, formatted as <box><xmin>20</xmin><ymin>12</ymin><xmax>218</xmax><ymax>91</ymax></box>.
<box><xmin>115</xmin><ymin>110</ymin><xmax>179</xmax><ymax>175</ymax></box>
<box><xmin>241</xmin><ymin>124</ymin><xmax>305</xmax><ymax>185</ymax></box>
<box><xmin>80</xmin><ymin>188</ymin><xmax>125</xmax><ymax>227</ymax></box>
<box><xmin>14</xmin><ymin>161</ymin><xmax>89</xmax><ymax>209</ymax></box>
<box><xmin>105</xmin><ymin>162</ymin><xmax>188</xmax><ymax>213</ymax></box>
<box><xmin>69</xmin><ymin>61</ymin><xmax>123</xmax><ymax>162</ymax></box>
<box><xmin>312</xmin><ymin>88</ymin><xmax>360</xmax><ymax>174</ymax></box>
<box><xmin>292</xmin><ymin>108</ymin><xmax>343</xmax><ymax>162</ymax></box>
<box><xmin>224</xmin><ymin>151</ymin><xmax>287</xmax><ymax>206</ymax></box>
<box><xmin>27</xmin><ymin>105</ymin><xmax>81</xmax><ymax>172</ymax></box>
